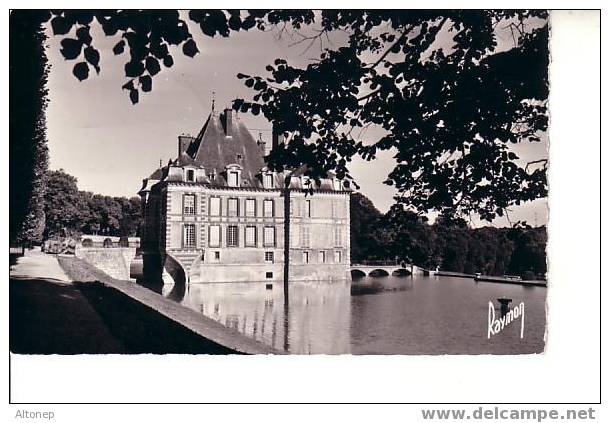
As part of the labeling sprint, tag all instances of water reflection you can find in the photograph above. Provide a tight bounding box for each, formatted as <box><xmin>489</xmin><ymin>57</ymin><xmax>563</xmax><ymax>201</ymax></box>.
<box><xmin>165</xmin><ymin>280</ymin><xmax>352</xmax><ymax>354</ymax></box>
<box><xmin>138</xmin><ymin>274</ymin><xmax>546</xmax><ymax>355</ymax></box>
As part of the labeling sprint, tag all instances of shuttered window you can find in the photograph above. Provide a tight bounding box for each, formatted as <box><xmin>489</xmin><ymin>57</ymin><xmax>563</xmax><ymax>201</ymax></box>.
<box><xmin>245</xmin><ymin>226</ymin><xmax>256</xmax><ymax>247</ymax></box>
<box><xmin>228</xmin><ymin>198</ymin><xmax>238</xmax><ymax>216</ymax></box>
<box><xmin>209</xmin><ymin>225</ymin><xmax>220</xmax><ymax>247</ymax></box>
<box><xmin>263</xmin><ymin>199</ymin><xmax>274</xmax><ymax>217</ymax></box>
<box><xmin>245</xmin><ymin>199</ymin><xmax>256</xmax><ymax>217</ymax></box>
<box><xmin>210</xmin><ymin>197</ymin><xmax>221</xmax><ymax>216</ymax></box>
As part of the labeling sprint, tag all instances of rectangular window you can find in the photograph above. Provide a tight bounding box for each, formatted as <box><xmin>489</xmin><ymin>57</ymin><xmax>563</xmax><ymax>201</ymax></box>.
<box><xmin>213</xmin><ymin>251</ymin><xmax>220</xmax><ymax>261</ymax></box>
<box><xmin>306</xmin><ymin>200</ymin><xmax>312</xmax><ymax>217</ymax></box>
<box><xmin>183</xmin><ymin>224</ymin><xmax>196</xmax><ymax>247</ymax></box>
<box><xmin>263</xmin><ymin>226</ymin><xmax>276</xmax><ymax>246</ymax></box>
<box><xmin>318</xmin><ymin>250</ymin><xmax>325</xmax><ymax>263</ymax></box>
<box><xmin>302</xmin><ymin>251</ymin><xmax>309</xmax><ymax>264</ymax></box>
<box><xmin>210</xmin><ymin>197</ymin><xmax>221</xmax><ymax>216</ymax></box>
<box><xmin>209</xmin><ymin>225</ymin><xmax>220</xmax><ymax>247</ymax></box>
<box><xmin>227</xmin><ymin>225</ymin><xmax>238</xmax><ymax>247</ymax></box>
<box><xmin>228</xmin><ymin>171</ymin><xmax>239</xmax><ymax>187</ymax></box>
<box><xmin>245</xmin><ymin>198</ymin><xmax>256</xmax><ymax>217</ymax></box>
<box><xmin>334</xmin><ymin>251</ymin><xmax>342</xmax><ymax>263</ymax></box>
<box><xmin>228</xmin><ymin>198</ymin><xmax>238</xmax><ymax>216</ymax></box>
<box><xmin>263</xmin><ymin>199</ymin><xmax>274</xmax><ymax>217</ymax></box>
<box><xmin>301</xmin><ymin>226</ymin><xmax>310</xmax><ymax>247</ymax></box>
<box><xmin>245</xmin><ymin>226</ymin><xmax>256</xmax><ymax>247</ymax></box>
<box><xmin>183</xmin><ymin>194</ymin><xmax>196</xmax><ymax>215</ymax></box>
<box><xmin>334</xmin><ymin>226</ymin><xmax>342</xmax><ymax>246</ymax></box>
<box><xmin>265</xmin><ymin>272</ymin><xmax>273</xmax><ymax>279</ymax></box>
<box><xmin>265</xmin><ymin>251</ymin><xmax>274</xmax><ymax>263</ymax></box>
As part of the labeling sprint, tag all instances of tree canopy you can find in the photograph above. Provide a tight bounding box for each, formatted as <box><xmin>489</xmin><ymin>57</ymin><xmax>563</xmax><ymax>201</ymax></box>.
<box><xmin>18</xmin><ymin>10</ymin><xmax>548</xmax><ymax>224</ymax></box>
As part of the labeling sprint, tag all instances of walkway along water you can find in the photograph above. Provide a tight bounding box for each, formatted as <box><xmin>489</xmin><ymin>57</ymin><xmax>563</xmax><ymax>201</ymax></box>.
<box><xmin>10</xmin><ymin>248</ymin><xmax>280</xmax><ymax>354</ymax></box>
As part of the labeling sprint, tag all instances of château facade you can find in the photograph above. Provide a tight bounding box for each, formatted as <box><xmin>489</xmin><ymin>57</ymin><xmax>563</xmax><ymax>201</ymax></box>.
<box><xmin>138</xmin><ymin>108</ymin><xmax>351</xmax><ymax>284</ymax></box>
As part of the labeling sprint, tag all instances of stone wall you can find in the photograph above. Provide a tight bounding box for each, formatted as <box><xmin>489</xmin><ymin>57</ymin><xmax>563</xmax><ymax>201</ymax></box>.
<box><xmin>75</xmin><ymin>247</ymin><xmax>137</xmax><ymax>281</ymax></box>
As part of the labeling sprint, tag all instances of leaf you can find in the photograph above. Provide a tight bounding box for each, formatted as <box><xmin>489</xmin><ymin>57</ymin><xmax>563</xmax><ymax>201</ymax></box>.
<box><xmin>228</xmin><ymin>15</ymin><xmax>242</xmax><ymax>31</ymax></box>
<box><xmin>76</xmin><ymin>26</ymin><xmax>92</xmax><ymax>45</ymax></box>
<box><xmin>140</xmin><ymin>75</ymin><xmax>152</xmax><ymax>92</ymax></box>
<box><xmin>51</xmin><ymin>15</ymin><xmax>71</xmax><ymax>35</ymax></box>
<box><xmin>145</xmin><ymin>56</ymin><xmax>161</xmax><ymax>76</ymax></box>
<box><xmin>182</xmin><ymin>39</ymin><xmax>199</xmax><ymax>57</ymax></box>
<box><xmin>84</xmin><ymin>46</ymin><xmax>100</xmax><ymax>67</ymax></box>
<box><xmin>112</xmin><ymin>40</ymin><xmax>125</xmax><ymax>55</ymax></box>
<box><xmin>129</xmin><ymin>88</ymin><xmax>139</xmax><ymax>104</ymax></box>
<box><xmin>60</xmin><ymin>38</ymin><xmax>82</xmax><ymax>60</ymax></box>
<box><xmin>163</xmin><ymin>55</ymin><xmax>174</xmax><ymax>68</ymax></box>
<box><xmin>72</xmin><ymin>62</ymin><xmax>89</xmax><ymax>81</ymax></box>
<box><xmin>125</xmin><ymin>60</ymin><xmax>145</xmax><ymax>78</ymax></box>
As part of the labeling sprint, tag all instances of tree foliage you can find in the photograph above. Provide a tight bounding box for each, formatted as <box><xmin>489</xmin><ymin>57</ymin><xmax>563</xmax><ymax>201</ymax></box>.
<box><xmin>18</xmin><ymin>10</ymin><xmax>549</xmax><ymax>222</ymax></box>
<box><xmin>44</xmin><ymin>169</ymin><xmax>142</xmax><ymax>238</ymax></box>
<box><xmin>10</xmin><ymin>11</ymin><xmax>50</xmax><ymax>245</ymax></box>
<box><xmin>351</xmin><ymin>192</ymin><xmax>547</xmax><ymax>278</ymax></box>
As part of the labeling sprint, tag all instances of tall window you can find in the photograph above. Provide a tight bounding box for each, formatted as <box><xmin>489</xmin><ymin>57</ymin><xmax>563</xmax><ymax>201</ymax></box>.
<box><xmin>227</xmin><ymin>225</ymin><xmax>238</xmax><ymax>247</ymax></box>
<box><xmin>245</xmin><ymin>226</ymin><xmax>256</xmax><ymax>247</ymax></box>
<box><xmin>318</xmin><ymin>251</ymin><xmax>325</xmax><ymax>263</ymax></box>
<box><xmin>334</xmin><ymin>250</ymin><xmax>342</xmax><ymax>263</ymax></box>
<box><xmin>228</xmin><ymin>198</ymin><xmax>239</xmax><ymax>216</ymax></box>
<box><xmin>210</xmin><ymin>197</ymin><xmax>221</xmax><ymax>216</ymax></box>
<box><xmin>301</xmin><ymin>226</ymin><xmax>310</xmax><ymax>247</ymax></box>
<box><xmin>186</xmin><ymin>169</ymin><xmax>195</xmax><ymax>182</ymax></box>
<box><xmin>209</xmin><ymin>225</ymin><xmax>220</xmax><ymax>247</ymax></box>
<box><xmin>334</xmin><ymin>226</ymin><xmax>342</xmax><ymax>246</ymax></box>
<box><xmin>183</xmin><ymin>224</ymin><xmax>196</xmax><ymax>247</ymax></box>
<box><xmin>263</xmin><ymin>199</ymin><xmax>274</xmax><ymax>217</ymax></box>
<box><xmin>245</xmin><ymin>199</ymin><xmax>256</xmax><ymax>217</ymax></box>
<box><xmin>228</xmin><ymin>171</ymin><xmax>239</xmax><ymax>187</ymax></box>
<box><xmin>263</xmin><ymin>226</ymin><xmax>276</xmax><ymax>246</ymax></box>
<box><xmin>263</xmin><ymin>173</ymin><xmax>274</xmax><ymax>188</ymax></box>
<box><xmin>305</xmin><ymin>200</ymin><xmax>312</xmax><ymax>217</ymax></box>
<box><xmin>302</xmin><ymin>251</ymin><xmax>309</xmax><ymax>264</ymax></box>
<box><xmin>183</xmin><ymin>194</ymin><xmax>196</xmax><ymax>215</ymax></box>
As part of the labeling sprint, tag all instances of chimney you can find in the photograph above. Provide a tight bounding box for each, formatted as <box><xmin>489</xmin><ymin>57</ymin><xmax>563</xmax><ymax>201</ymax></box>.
<box><xmin>178</xmin><ymin>134</ymin><xmax>194</xmax><ymax>156</ymax></box>
<box><xmin>223</xmin><ymin>108</ymin><xmax>233</xmax><ymax>137</ymax></box>
<box><xmin>272</xmin><ymin>126</ymin><xmax>285</xmax><ymax>150</ymax></box>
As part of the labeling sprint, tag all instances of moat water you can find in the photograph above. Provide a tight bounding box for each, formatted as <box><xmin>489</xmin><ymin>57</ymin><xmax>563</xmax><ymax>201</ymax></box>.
<box><xmin>140</xmin><ymin>275</ymin><xmax>547</xmax><ymax>354</ymax></box>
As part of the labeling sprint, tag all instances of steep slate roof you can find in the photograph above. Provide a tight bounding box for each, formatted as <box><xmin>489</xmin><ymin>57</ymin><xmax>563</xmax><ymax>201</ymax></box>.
<box><xmin>186</xmin><ymin>110</ymin><xmax>266</xmax><ymax>188</ymax></box>
<box><xmin>139</xmin><ymin>108</ymin><xmax>351</xmax><ymax>194</ymax></box>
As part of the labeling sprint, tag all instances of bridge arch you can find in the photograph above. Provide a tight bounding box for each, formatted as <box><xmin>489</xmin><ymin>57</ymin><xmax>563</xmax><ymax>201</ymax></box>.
<box><xmin>392</xmin><ymin>268</ymin><xmax>412</xmax><ymax>277</ymax></box>
<box><xmin>162</xmin><ymin>253</ymin><xmax>188</xmax><ymax>286</ymax></box>
<box><xmin>368</xmin><ymin>268</ymin><xmax>390</xmax><ymax>277</ymax></box>
<box><xmin>350</xmin><ymin>269</ymin><xmax>367</xmax><ymax>279</ymax></box>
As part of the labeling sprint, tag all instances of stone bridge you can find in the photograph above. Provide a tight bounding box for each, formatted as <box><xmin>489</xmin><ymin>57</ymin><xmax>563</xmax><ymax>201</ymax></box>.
<box><xmin>350</xmin><ymin>261</ymin><xmax>427</xmax><ymax>278</ymax></box>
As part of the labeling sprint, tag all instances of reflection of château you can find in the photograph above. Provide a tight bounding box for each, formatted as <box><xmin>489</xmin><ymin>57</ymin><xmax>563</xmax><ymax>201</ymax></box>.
<box><xmin>138</xmin><ymin>107</ymin><xmax>351</xmax><ymax>284</ymax></box>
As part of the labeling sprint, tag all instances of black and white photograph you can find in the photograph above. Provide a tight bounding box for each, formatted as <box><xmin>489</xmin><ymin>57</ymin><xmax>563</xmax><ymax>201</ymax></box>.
<box><xmin>6</xmin><ymin>5</ymin><xmax>602</xmax><ymax>417</ymax></box>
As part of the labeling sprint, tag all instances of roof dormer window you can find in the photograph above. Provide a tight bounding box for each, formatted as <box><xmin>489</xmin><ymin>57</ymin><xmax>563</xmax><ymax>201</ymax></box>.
<box><xmin>185</xmin><ymin>168</ymin><xmax>195</xmax><ymax>182</ymax></box>
<box><xmin>263</xmin><ymin>173</ymin><xmax>274</xmax><ymax>189</ymax></box>
<box><xmin>225</xmin><ymin>164</ymin><xmax>242</xmax><ymax>187</ymax></box>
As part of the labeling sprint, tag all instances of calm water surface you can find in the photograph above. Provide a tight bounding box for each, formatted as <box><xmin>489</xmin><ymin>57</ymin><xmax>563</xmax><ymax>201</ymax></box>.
<box><xmin>148</xmin><ymin>275</ymin><xmax>546</xmax><ymax>354</ymax></box>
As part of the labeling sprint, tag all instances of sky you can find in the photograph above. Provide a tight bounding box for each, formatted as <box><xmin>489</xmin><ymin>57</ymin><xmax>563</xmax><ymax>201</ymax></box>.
<box><xmin>44</xmin><ymin>14</ymin><xmax>548</xmax><ymax>227</ymax></box>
